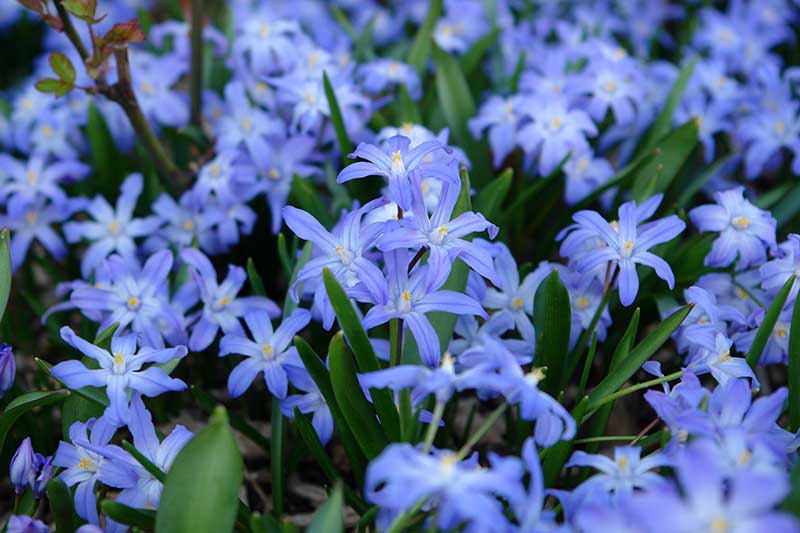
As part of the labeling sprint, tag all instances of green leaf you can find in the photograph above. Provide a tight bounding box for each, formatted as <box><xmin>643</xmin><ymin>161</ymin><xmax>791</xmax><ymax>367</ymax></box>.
<box><xmin>246</xmin><ymin>257</ymin><xmax>267</xmax><ymax>297</ymax></box>
<box><xmin>123</xmin><ymin>440</ymin><xmax>166</xmax><ymax>482</ymax></box>
<box><xmin>460</xmin><ymin>28</ymin><xmax>499</xmax><ymax>75</ymax></box>
<box><xmin>322</xmin><ymin>71</ymin><xmax>353</xmax><ymax>166</ymax></box>
<box><xmin>474</xmin><ymin>168</ymin><xmax>513</xmax><ymax>221</ymax></box>
<box><xmin>328</xmin><ymin>332</ymin><xmax>388</xmax><ymax>459</ymax></box>
<box><xmin>35</xmin><ymin>77</ymin><xmax>72</xmax><ymax>97</ymax></box>
<box><xmin>0</xmin><ymin>228</ymin><xmax>11</xmax><ymax>324</ymax></box>
<box><xmin>102</xmin><ymin>501</ymin><xmax>156</xmax><ymax>530</ymax></box>
<box><xmin>250</xmin><ymin>513</ymin><xmax>282</xmax><ymax>533</ymax></box>
<box><xmin>191</xmin><ymin>386</ymin><xmax>270</xmax><ymax>452</ymax></box>
<box><xmin>61</xmin><ymin>393</ymin><xmax>104</xmax><ymax>439</ymax></box>
<box><xmin>789</xmin><ymin>293</ymin><xmax>800</xmax><ymax>432</ymax></box>
<box><xmin>407</xmin><ymin>0</ymin><xmax>442</xmax><ymax>73</ymax></box>
<box><xmin>533</xmin><ymin>270</ymin><xmax>571</xmax><ymax>393</ymax></box>
<box><xmin>294</xmin><ymin>337</ymin><xmax>367</xmax><ymax>480</ymax></box>
<box><xmin>323</xmin><ymin>269</ymin><xmax>400</xmax><ymax>441</ymax></box>
<box><xmin>585</xmin><ymin>305</ymin><xmax>692</xmax><ymax>410</ymax></box>
<box><xmin>307</xmin><ymin>485</ymin><xmax>344</xmax><ymax>533</ymax></box>
<box><xmin>396</xmin><ymin>84</ymin><xmax>421</xmax><ymax>124</ymax></box>
<box><xmin>630</xmin><ymin>119</ymin><xmax>698</xmax><ymax>203</ymax></box>
<box><xmin>283</xmin><ymin>242</ymin><xmax>313</xmax><ymax>317</ymax></box>
<box><xmin>0</xmin><ymin>390</ymin><xmax>68</xmax><ymax>453</ymax></box>
<box><xmin>293</xmin><ymin>408</ymin><xmax>367</xmax><ymax>514</ymax></box>
<box><xmin>747</xmin><ymin>275</ymin><xmax>796</xmax><ymax>368</ymax></box>
<box><xmin>156</xmin><ymin>407</ymin><xmax>243</xmax><ymax>533</ymax></box>
<box><xmin>432</xmin><ymin>44</ymin><xmax>475</xmax><ymax>147</ymax></box>
<box><xmin>637</xmin><ymin>57</ymin><xmax>697</xmax><ymax>155</ymax></box>
<box><xmin>271</xmin><ymin>396</ymin><xmax>284</xmax><ymax>519</ymax></box>
<box><xmin>47</xmin><ymin>478</ymin><xmax>76</xmax><ymax>533</ymax></box>
<box><xmin>49</xmin><ymin>51</ymin><xmax>76</xmax><ymax>84</ymax></box>
<box><xmin>772</xmin><ymin>183</ymin><xmax>800</xmax><ymax>227</ymax></box>
<box><xmin>290</xmin><ymin>175</ymin><xmax>333</xmax><ymax>229</ymax></box>
<box><xmin>93</xmin><ymin>322</ymin><xmax>120</xmax><ymax>350</ymax></box>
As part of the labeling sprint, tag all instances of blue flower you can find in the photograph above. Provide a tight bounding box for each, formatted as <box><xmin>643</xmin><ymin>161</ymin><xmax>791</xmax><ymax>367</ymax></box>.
<box><xmin>469</xmin><ymin>95</ymin><xmax>525</xmax><ymax>167</ymax></box>
<box><xmin>147</xmin><ymin>190</ymin><xmax>224</xmax><ymax>254</ymax></box>
<box><xmin>52</xmin><ymin>326</ymin><xmax>188</xmax><ymax>423</ymax></box>
<box><xmin>281</xmin><ymin>365</ymin><xmax>334</xmax><ymax>445</ymax></box>
<box><xmin>64</xmin><ymin>173</ymin><xmax>162</xmax><ymax>277</ymax></box>
<box><xmin>690</xmin><ymin>187</ymin><xmax>776</xmax><ymax>271</ymax></box>
<box><xmin>564</xmin><ymin>195</ymin><xmax>685</xmax><ymax>306</ymax></box>
<box><xmin>359</xmin><ymin>59</ymin><xmax>421</xmax><ymax>100</ymax></box>
<box><xmin>2</xmin><ymin>194</ymin><xmax>82</xmax><ymax>272</ymax></box>
<box><xmin>0</xmin><ymin>343</ymin><xmax>15</xmax><ymax>398</ymax></box>
<box><xmin>69</xmin><ymin>250</ymin><xmax>186</xmax><ymax>348</ymax></box>
<box><xmin>131</xmin><ymin>53</ymin><xmax>189</xmax><ymax>128</ymax></box>
<box><xmin>219</xmin><ymin>308</ymin><xmax>311</xmax><ymax>399</ymax></box>
<box><xmin>568</xmin><ymin>446</ymin><xmax>670</xmax><ymax>501</ymax></box>
<box><xmin>7</xmin><ymin>515</ymin><xmax>49</xmax><ymax>533</ymax></box>
<box><xmin>377</xmin><ymin>170</ymin><xmax>500</xmax><ymax>288</ymax></box>
<box><xmin>0</xmin><ymin>153</ymin><xmax>89</xmax><ymax>203</ymax></box>
<box><xmin>53</xmin><ymin>418</ymin><xmax>137</xmax><ymax>525</ymax></box>
<box><xmin>283</xmin><ymin>203</ymin><xmax>385</xmax><ymax>329</ymax></box>
<box><xmin>337</xmin><ymin>135</ymin><xmax>457</xmax><ymax>211</ymax></box>
<box><xmin>760</xmin><ymin>233</ymin><xmax>800</xmax><ymax>299</ymax></box>
<box><xmin>363</xmin><ymin>249</ymin><xmax>487</xmax><ymax>367</ymax></box>
<box><xmin>180</xmin><ymin>248</ymin><xmax>280</xmax><ymax>351</ymax></box>
<box><xmin>9</xmin><ymin>437</ymin><xmax>37</xmax><ymax>495</ymax></box>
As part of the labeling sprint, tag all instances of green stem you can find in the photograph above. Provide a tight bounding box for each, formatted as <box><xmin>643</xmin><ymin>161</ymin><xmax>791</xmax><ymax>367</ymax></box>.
<box><xmin>456</xmin><ymin>402</ymin><xmax>507</xmax><ymax>460</ymax></box>
<box><xmin>422</xmin><ymin>401</ymin><xmax>445</xmax><ymax>453</ymax></box>
<box><xmin>54</xmin><ymin>1</ymin><xmax>90</xmax><ymax>60</ymax></box>
<box><xmin>271</xmin><ymin>396</ymin><xmax>284</xmax><ymax>519</ymax></box>
<box><xmin>573</xmin><ymin>435</ymin><xmax>637</xmax><ymax>445</ymax></box>
<box><xmin>584</xmin><ymin>370</ymin><xmax>684</xmax><ymax>418</ymax></box>
<box><xmin>386</xmin><ymin>498</ymin><xmax>427</xmax><ymax>533</ymax></box>
<box><xmin>189</xmin><ymin>0</ymin><xmax>204</xmax><ymax>128</ymax></box>
<box><xmin>389</xmin><ymin>318</ymin><xmax>403</xmax><ymax>367</ymax></box>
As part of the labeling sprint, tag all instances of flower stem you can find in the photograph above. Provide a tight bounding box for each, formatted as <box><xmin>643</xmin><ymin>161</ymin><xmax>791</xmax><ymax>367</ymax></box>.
<box><xmin>456</xmin><ymin>402</ymin><xmax>507</xmax><ymax>460</ymax></box>
<box><xmin>584</xmin><ymin>370</ymin><xmax>684</xmax><ymax>418</ymax></box>
<box><xmin>189</xmin><ymin>0</ymin><xmax>204</xmax><ymax>128</ymax></box>
<box><xmin>390</xmin><ymin>318</ymin><xmax>403</xmax><ymax>367</ymax></box>
<box><xmin>422</xmin><ymin>400</ymin><xmax>445</xmax><ymax>453</ymax></box>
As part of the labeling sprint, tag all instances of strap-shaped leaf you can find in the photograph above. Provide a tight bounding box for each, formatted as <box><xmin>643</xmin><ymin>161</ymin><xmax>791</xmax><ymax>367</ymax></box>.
<box><xmin>307</xmin><ymin>484</ymin><xmax>344</xmax><ymax>533</ymax></box>
<box><xmin>747</xmin><ymin>274</ymin><xmax>796</xmax><ymax>368</ymax></box>
<box><xmin>294</xmin><ymin>336</ymin><xmax>367</xmax><ymax>479</ymax></box>
<box><xmin>534</xmin><ymin>270</ymin><xmax>571</xmax><ymax>393</ymax></box>
<box><xmin>323</xmin><ymin>269</ymin><xmax>400</xmax><ymax>441</ymax></box>
<box><xmin>432</xmin><ymin>44</ymin><xmax>475</xmax><ymax>147</ymax></box>
<box><xmin>47</xmin><ymin>478</ymin><xmax>76</xmax><ymax>533</ymax></box>
<box><xmin>328</xmin><ymin>332</ymin><xmax>388</xmax><ymax>459</ymax></box>
<box><xmin>631</xmin><ymin>119</ymin><xmax>698</xmax><ymax>203</ymax></box>
<box><xmin>585</xmin><ymin>305</ymin><xmax>692</xmax><ymax>409</ymax></box>
<box><xmin>322</xmin><ymin>70</ymin><xmax>353</xmax><ymax>166</ymax></box>
<box><xmin>102</xmin><ymin>501</ymin><xmax>156</xmax><ymax>530</ymax></box>
<box><xmin>0</xmin><ymin>390</ymin><xmax>68</xmax><ymax>453</ymax></box>
<box><xmin>407</xmin><ymin>0</ymin><xmax>442</xmax><ymax>73</ymax></box>
<box><xmin>637</xmin><ymin>57</ymin><xmax>697</xmax><ymax>155</ymax></box>
<box><xmin>789</xmin><ymin>294</ymin><xmax>800</xmax><ymax>431</ymax></box>
<box><xmin>475</xmin><ymin>168</ymin><xmax>513</xmax><ymax>221</ymax></box>
<box><xmin>156</xmin><ymin>407</ymin><xmax>243</xmax><ymax>533</ymax></box>
<box><xmin>0</xmin><ymin>229</ymin><xmax>10</xmax><ymax>324</ymax></box>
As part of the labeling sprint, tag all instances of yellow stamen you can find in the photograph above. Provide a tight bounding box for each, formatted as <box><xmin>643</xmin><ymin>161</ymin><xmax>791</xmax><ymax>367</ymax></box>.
<box><xmin>107</xmin><ymin>221</ymin><xmax>121</xmax><ymax>234</ymax></box>
<box><xmin>267</xmin><ymin>168</ymin><xmax>280</xmax><ymax>180</ymax></box>
<box><xmin>218</xmin><ymin>296</ymin><xmax>231</xmax><ymax>307</ymax></box>
<box><xmin>401</xmin><ymin>290</ymin><xmax>412</xmax><ymax>302</ymax></box>
<box><xmin>732</xmin><ymin>216</ymin><xmax>750</xmax><ymax>229</ymax></box>
<box><xmin>617</xmin><ymin>455</ymin><xmax>628</xmax><ymax>469</ymax></box>
<box><xmin>610</xmin><ymin>220</ymin><xmax>619</xmax><ymax>231</ymax></box>
<box><xmin>549</xmin><ymin>116</ymin><xmax>562</xmax><ymax>131</ymax></box>
<box><xmin>25</xmin><ymin>210</ymin><xmax>36</xmax><ymax>224</ymax></box>
<box><xmin>776</xmin><ymin>326</ymin><xmax>787</xmax><ymax>339</ymax></box>
<box><xmin>140</xmin><ymin>81</ymin><xmax>155</xmax><ymax>95</ymax></box>
<box><xmin>241</xmin><ymin>118</ymin><xmax>252</xmax><ymax>131</ymax></box>
<box><xmin>40</xmin><ymin>125</ymin><xmax>54</xmax><ymax>138</ymax></box>
<box><xmin>623</xmin><ymin>239</ymin><xmax>634</xmax><ymax>252</ymax></box>
<box><xmin>511</xmin><ymin>296</ymin><xmax>524</xmax><ymax>309</ymax></box>
<box><xmin>261</xmin><ymin>344</ymin><xmax>274</xmax><ymax>357</ymax></box>
<box><xmin>127</xmin><ymin>296</ymin><xmax>140</xmax><ymax>309</ymax></box>
<box><xmin>576</xmin><ymin>296</ymin><xmax>590</xmax><ymax>309</ymax></box>
<box><xmin>775</xmin><ymin>120</ymin><xmax>786</xmax><ymax>135</ymax></box>
<box><xmin>604</xmin><ymin>80</ymin><xmax>617</xmax><ymax>93</ymax></box>
<box><xmin>78</xmin><ymin>458</ymin><xmax>94</xmax><ymax>470</ymax></box>
<box><xmin>25</xmin><ymin>170</ymin><xmax>37</xmax><ymax>184</ymax></box>
<box><xmin>737</xmin><ymin>450</ymin><xmax>752</xmax><ymax>465</ymax></box>
<box><xmin>182</xmin><ymin>219</ymin><xmax>195</xmax><ymax>231</ymax></box>
<box><xmin>735</xmin><ymin>287</ymin><xmax>748</xmax><ymax>300</ymax></box>
<box><xmin>210</xmin><ymin>164</ymin><xmax>221</xmax><ymax>177</ymax></box>
<box><xmin>710</xmin><ymin>516</ymin><xmax>729</xmax><ymax>533</ymax></box>
<box><xmin>113</xmin><ymin>352</ymin><xmax>124</xmax><ymax>366</ymax></box>
<box><xmin>402</xmin><ymin>122</ymin><xmax>413</xmax><ymax>134</ymax></box>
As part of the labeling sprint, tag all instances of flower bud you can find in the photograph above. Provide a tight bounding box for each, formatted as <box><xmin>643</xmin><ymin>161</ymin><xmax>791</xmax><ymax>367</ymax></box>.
<box><xmin>33</xmin><ymin>454</ymin><xmax>53</xmax><ymax>498</ymax></box>
<box><xmin>0</xmin><ymin>343</ymin><xmax>15</xmax><ymax>398</ymax></box>
<box><xmin>9</xmin><ymin>437</ymin><xmax>36</xmax><ymax>494</ymax></box>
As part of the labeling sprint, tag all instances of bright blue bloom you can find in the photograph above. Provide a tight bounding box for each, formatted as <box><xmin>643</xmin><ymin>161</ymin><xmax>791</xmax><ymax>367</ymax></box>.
<box><xmin>9</xmin><ymin>437</ymin><xmax>36</xmax><ymax>495</ymax></box>
<box><xmin>194</xmin><ymin>150</ymin><xmax>259</xmax><ymax>202</ymax></box>
<box><xmin>130</xmin><ymin>52</ymin><xmax>189</xmax><ymax>128</ymax></box>
<box><xmin>52</xmin><ymin>327</ymin><xmax>187</xmax><ymax>424</ymax></box>
<box><xmin>732</xmin><ymin>306</ymin><xmax>792</xmax><ymax>366</ymax></box>
<box><xmin>574</xmin><ymin>52</ymin><xmax>645</xmax><ymax>125</ymax></box>
<box><xmin>760</xmin><ymin>233</ymin><xmax>800</xmax><ymax>299</ymax></box>
<box><xmin>0</xmin><ymin>343</ymin><xmax>14</xmax><ymax>398</ymax></box>
<box><xmin>433</xmin><ymin>0</ymin><xmax>490</xmax><ymax>54</ymax></box>
<box><xmin>64</xmin><ymin>173</ymin><xmax>161</xmax><ymax>278</ymax></box>
<box><xmin>0</xmin><ymin>153</ymin><xmax>89</xmax><ymax>203</ymax></box>
<box><xmin>147</xmin><ymin>190</ymin><xmax>224</xmax><ymax>254</ymax></box>
<box><xmin>219</xmin><ymin>309</ymin><xmax>311</xmax><ymax>399</ymax></box>
<box><xmin>378</xmin><ymin>170</ymin><xmax>500</xmax><ymax>288</ymax></box>
<box><xmin>359</xmin><ymin>59</ymin><xmax>421</xmax><ymax>100</ymax></box>
<box><xmin>150</xmin><ymin>20</ymin><xmax>227</xmax><ymax>61</ymax></box>
<box><xmin>563</xmin><ymin>195</ymin><xmax>685</xmax><ymax>306</ymax></box>
<box><xmin>697</xmin><ymin>271</ymin><xmax>764</xmax><ymax>324</ymax></box>
<box><xmin>84</xmin><ymin>394</ymin><xmax>193</xmax><ymax>510</ymax></box>
<box><xmin>363</xmin><ymin>249</ymin><xmax>487</xmax><ymax>367</ymax></box>
<box><xmin>365</xmin><ymin>444</ymin><xmax>522</xmax><ymax>532</ymax></box>
<box><xmin>686</xmin><ymin>331</ymin><xmax>758</xmax><ymax>387</ymax></box>
<box><xmin>630</xmin><ymin>440</ymin><xmax>799</xmax><ymax>533</ymax></box>
<box><xmin>180</xmin><ymin>248</ymin><xmax>280</xmax><ymax>351</ymax></box>
<box><xmin>468</xmin><ymin>95</ymin><xmax>525</xmax><ymax>168</ymax></box>
<box><xmin>2</xmin><ymin>194</ymin><xmax>82</xmax><ymax>272</ymax></box>
<box><xmin>337</xmin><ymin>135</ymin><xmax>457</xmax><ymax>211</ymax></box>
<box><xmin>568</xmin><ymin>446</ymin><xmax>669</xmax><ymax>501</ymax></box>
<box><xmin>518</xmin><ymin>94</ymin><xmax>598</xmax><ymax>176</ymax></box>
<box><xmin>281</xmin><ymin>365</ymin><xmax>334</xmax><ymax>445</ymax></box>
<box><xmin>673</xmin><ymin>285</ymin><xmax>746</xmax><ymax>360</ymax></box>
<box><xmin>215</xmin><ymin>81</ymin><xmax>283</xmax><ymax>168</ymax></box>
<box><xmin>676</xmin><ymin>94</ymin><xmax>733</xmax><ymax>164</ymax></box>
<box><xmin>283</xmin><ymin>203</ymin><xmax>385</xmax><ymax>329</ymax></box>
<box><xmin>53</xmin><ymin>417</ymin><xmax>136</xmax><ymax>525</ymax></box>
<box><xmin>6</xmin><ymin>516</ymin><xmax>48</xmax><ymax>533</ymax></box>
<box><xmin>256</xmin><ymin>134</ymin><xmax>319</xmax><ymax>234</ymax></box>
<box><xmin>449</xmin><ymin>311</ymin><xmax>534</xmax><ymax>365</ymax></box>
<box><xmin>69</xmin><ymin>250</ymin><xmax>186</xmax><ymax>348</ymax></box>
<box><xmin>690</xmin><ymin>187</ymin><xmax>776</xmax><ymax>271</ymax></box>
<box><xmin>740</xmin><ymin>96</ymin><xmax>800</xmax><ymax>180</ymax></box>
<box><xmin>231</xmin><ymin>15</ymin><xmax>301</xmax><ymax>74</ymax></box>
<box><xmin>482</xmin><ymin>242</ymin><xmax>541</xmax><ymax>342</ymax></box>
<box><xmin>562</xmin><ymin>146</ymin><xmax>614</xmax><ymax>205</ymax></box>
<box><xmin>512</xmin><ymin>438</ymin><xmax>566</xmax><ymax>531</ymax></box>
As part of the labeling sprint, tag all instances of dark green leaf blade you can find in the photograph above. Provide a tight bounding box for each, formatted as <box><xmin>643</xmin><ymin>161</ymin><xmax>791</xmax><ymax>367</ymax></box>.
<box><xmin>307</xmin><ymin>485</ymin><xmax>344</xmax><ymax>533</ymax></box>
<box><xmin>0</xmin><ymin>390</ymin><xmax>68</xmax><ymax>453</ymax></box>
<box><xmin>102</xmin><ymin>501</ymin><xmax>156</xmax><ymax>530</ymax></box>
<box><xmin>534</xmin><ymin>270</ymin><xmax>571</xmax><ymax>393</ymax></box>
<box><xmin>747</xmin><ymin>275</ymin><xmax>796</xmax><ymax>368</ymax></box>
